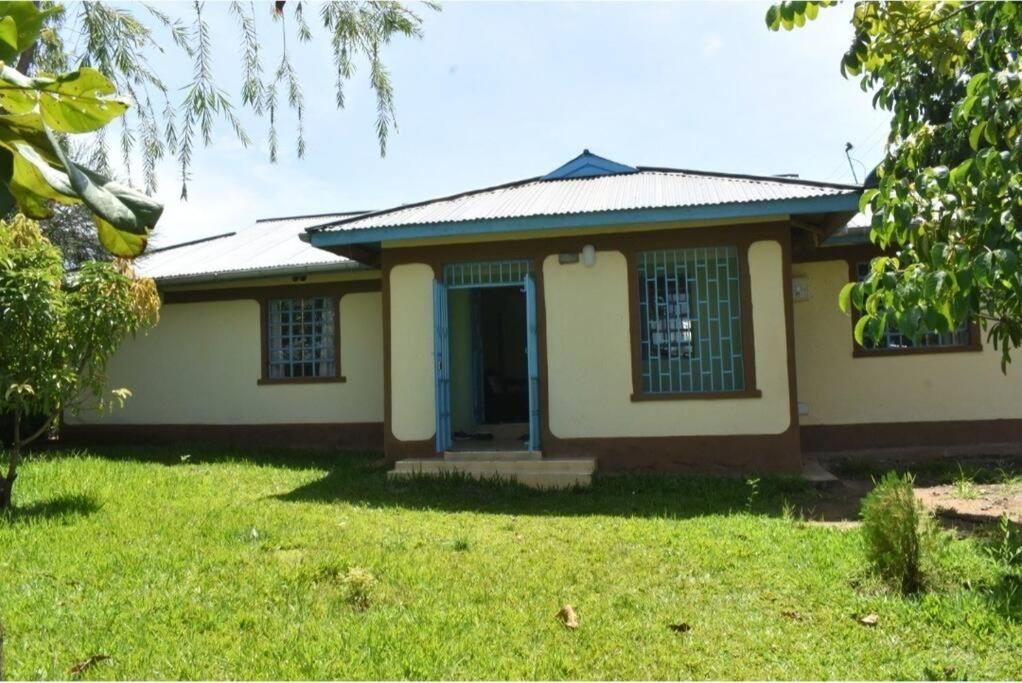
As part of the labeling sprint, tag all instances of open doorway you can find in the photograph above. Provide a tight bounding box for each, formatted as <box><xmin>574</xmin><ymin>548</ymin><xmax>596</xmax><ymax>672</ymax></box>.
<box><xmin>448</xmin><ymin>286</ymin><xmax>530</xmax><ymax>450</ymax></box>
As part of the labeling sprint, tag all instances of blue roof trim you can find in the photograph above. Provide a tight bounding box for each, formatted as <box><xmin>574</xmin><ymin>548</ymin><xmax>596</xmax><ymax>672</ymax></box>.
<box><xmin>309</xmin><ymin>192</ymin><xmax>861</xmax><ymax>248</ymax></box>
<box><xmin>542</xmin><ymin>150</ymin><xmax>637</xmax><ymax>180</ymax></box>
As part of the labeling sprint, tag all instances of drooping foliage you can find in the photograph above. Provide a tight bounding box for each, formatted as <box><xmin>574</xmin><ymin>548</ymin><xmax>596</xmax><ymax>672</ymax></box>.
<box><xmin>769</xmin><ymin>1</ymin><xmax>1022</xmax><ymax>369</ymax></box>
<box><xmin>0</xmin><ymin>1</ymin><xmax>162</xmax><ymax>257</ymax></box>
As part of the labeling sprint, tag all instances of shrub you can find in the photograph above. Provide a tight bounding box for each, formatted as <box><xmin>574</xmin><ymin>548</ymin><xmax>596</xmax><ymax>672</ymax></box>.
<box><xmin>860</xmin><ymin>471</ymin><xmax>933</xmax><ymax>593</ymax></box>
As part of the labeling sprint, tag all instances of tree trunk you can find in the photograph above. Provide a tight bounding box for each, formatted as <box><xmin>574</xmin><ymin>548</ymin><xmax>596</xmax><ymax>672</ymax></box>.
<box><xmin>0</xmin><ymin>413</ymin><xmax>20</xmax><ymax>511</ymax></box>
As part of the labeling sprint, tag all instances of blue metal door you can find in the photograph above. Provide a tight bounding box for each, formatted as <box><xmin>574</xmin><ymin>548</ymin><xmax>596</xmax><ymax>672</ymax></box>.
<box><xmin>524</xmin><ymin>273</ymin><xmax>541</xmax><ymax>451</ymax></box>
<box><xmin>433</xmin><ymin>279</ymin><xmax>452</xmax><ymax>452</ymax></box>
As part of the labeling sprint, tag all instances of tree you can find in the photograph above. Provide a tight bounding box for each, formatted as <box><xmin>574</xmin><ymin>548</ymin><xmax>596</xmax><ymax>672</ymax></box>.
<box><xmin>768</xmin><ymin>1</ymin><xmax>1022</xmax><ymax>369</ymax></box>
<box><xmin>1</xmin><ymin>1</ymin><xmax>433</xmax><ymax>258</ymax></box>
<box><xmin>0</xmin><ymin>214</ymin><xmax>160</xmax><ymax>509</ymax></box>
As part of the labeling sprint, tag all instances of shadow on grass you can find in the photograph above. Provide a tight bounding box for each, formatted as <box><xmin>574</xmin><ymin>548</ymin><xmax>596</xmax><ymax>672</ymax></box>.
<box><xmin>1</xmin><ymin>493</ymin><xmax>101</xmax><ymax>524</ymax></box>
<box><xmin>35</xmin><ymin>443</ymin><xmax>846</xmax><ymax>520</ymax></box>
<box><xmin>32</xmin><ymin>442</ymin><xmax>360</xmax><ymax>471</ymax></box>
<box><xmin>275</xmin><ymin>455</ymin><xmax>823</xmax><ymax>520</ymax></box>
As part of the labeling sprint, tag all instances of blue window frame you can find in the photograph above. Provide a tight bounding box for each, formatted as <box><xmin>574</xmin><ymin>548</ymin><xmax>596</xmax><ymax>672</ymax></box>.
<box><xmin>637</xmin><ymin>246</ymin><xmax>745</xmax><ymax>394</ymax></box>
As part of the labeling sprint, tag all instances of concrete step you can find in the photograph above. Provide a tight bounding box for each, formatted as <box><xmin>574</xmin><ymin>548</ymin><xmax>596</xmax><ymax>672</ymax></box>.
<box><xmin>388</xmin><ymin>457</ymin><xmax>596</xmax><ymax>489</ymax></box>
<box><xmin>444</xmin><ymin>450</ymin><xmax>542</xmax><ymax>461</ymax></box>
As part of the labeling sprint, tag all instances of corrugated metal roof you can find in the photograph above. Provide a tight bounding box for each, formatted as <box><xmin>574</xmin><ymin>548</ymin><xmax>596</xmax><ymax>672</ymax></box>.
<box><xmin>136</xmin><ymin>213</ymin><xmax>368</xmax><ymax>283</ymax></box>
<box><xmin>310</xmin><ymin>167</ymin><xmax>860</xmax><ymax>234</ymax></box>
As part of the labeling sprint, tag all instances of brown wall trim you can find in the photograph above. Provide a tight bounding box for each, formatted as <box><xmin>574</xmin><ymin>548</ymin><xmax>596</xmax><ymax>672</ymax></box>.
<box><xmin>801</xmin><ymin>419</ymin><xmax>1022</xmax><ymax>454</ymax></box>
<box><xmin>162</xmin><ymin>280</ymin><xmax>381</xmax><ymax>304</ymax></box>
<box><xmin>164</xmin><ymin>280</ymin><xmax>382</xmax><ymax>386</ymax></box>
<box><xmin>62</xmin><ymin>422</ymin><xmax>384</xmax><ymax>451</ymax></box>
<box><xmin>380</xmin><ymin>221</ymin><xmax>802</xmax><ymax>471</ymax></box>
<box><xmin>543</xmin><ymin>427</ymin><xmax>802</xmax><ymax>474</ymax></box>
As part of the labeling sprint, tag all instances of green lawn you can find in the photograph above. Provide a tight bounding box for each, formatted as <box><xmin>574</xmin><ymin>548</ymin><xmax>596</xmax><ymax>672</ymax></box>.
<box><xmin>1</xmin><ymin>447</ymin><xmax>1020</xmax><ymax>680</ymax></box>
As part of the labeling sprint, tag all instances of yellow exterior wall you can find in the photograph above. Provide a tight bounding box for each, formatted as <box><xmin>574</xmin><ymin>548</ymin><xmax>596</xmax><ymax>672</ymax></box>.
<box><xmin>794</xmin><ymin>259</ymin><xmax>1022</xmax><ymax>425</ymax></box>
<box><xmin>542</xmin><ymin>242</ymin><xmax>791</xmax><ymax>438</ymax></box>
<box><xmin>68</xmin><ymin>292</ymin><xmax>383</xmax><ymax>425</ymax></box>
<box><xmin>388</xmin><ymin>263</ymin><xmax>436</xmax><ymax>441</ymax></box>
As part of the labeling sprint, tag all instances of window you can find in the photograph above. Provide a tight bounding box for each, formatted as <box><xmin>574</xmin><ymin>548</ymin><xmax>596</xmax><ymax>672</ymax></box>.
<box><xmin>854</xmin><ymin>262</ymin><xmax>972</xmax><ymax>352</ymax></box>
<box><xmin>636</xmin><ymin>246</ymin><xmax>745</xmax><ymax>394</ymax></box>
<box><xmin>266</xmin><ymin>297</ymin><xmax>337</xmax><ymax>379</ymax></box>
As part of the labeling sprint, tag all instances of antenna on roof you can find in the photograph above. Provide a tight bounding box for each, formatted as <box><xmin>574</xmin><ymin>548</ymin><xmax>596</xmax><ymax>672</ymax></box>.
<box><xmin>844</xmin><ymin>142</ymin><xmax>862</xmax><ymax>184</ymax></box>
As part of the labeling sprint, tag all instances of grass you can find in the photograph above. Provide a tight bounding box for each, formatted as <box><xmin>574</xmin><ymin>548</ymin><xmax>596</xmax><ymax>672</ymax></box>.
<box><xmin>1</xmin><ymin>446</ymin><xmax>1021</xmax><ymax>680</ymax></box>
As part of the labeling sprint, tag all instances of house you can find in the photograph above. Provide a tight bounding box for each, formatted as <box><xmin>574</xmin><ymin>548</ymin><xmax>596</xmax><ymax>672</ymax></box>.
<box><xmin>64</xmin><ymin>151</ymin><xmax>1022</xmax><ymax>477</ymax></box>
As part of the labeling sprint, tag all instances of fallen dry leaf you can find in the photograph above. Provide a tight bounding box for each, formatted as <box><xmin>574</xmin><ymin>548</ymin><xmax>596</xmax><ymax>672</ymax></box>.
<box><xmin>557</xmin><ymin>604</ymin><xmax>579</xmax><ymax>629</ymax></box>
<box><xmin>69</xmin><ymin>654</ymin><xmax>111</xmax><ymax>676</ymax></box>
<box><xmin>782</xmin><ymin>610</ymin><xmax>801</xmax><ymax>621</ymax></box>
<box><xmin>859</xmin><ymin>613</ymin><xmax>879</xmax><ymax>626</ymax></box>
<box><xmin>668</xmin><ymin>622</ymin><xmax>691</xmax><ymax>633</ymax></box>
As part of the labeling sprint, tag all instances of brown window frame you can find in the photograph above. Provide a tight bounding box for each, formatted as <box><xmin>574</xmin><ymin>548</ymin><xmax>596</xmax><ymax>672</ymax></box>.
<box><xmin>258</xmin><ymin>294</ymin><xmax>346</xmax><ymax>385</ymax></box>
<box><xmin>626</xmin><ymin>239</ymin><xmax>762</xmax><ymax>402</ymax></box>
<box><xmin>846</xmin><ymin>259</ymin><xmax>982</xmax><ymax>358</ymax></box>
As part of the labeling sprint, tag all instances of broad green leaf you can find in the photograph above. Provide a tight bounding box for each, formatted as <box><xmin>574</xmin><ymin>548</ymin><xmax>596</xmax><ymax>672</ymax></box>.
<box><xmin>95</xmin><ymin>216</ymin><xmax>149</xmax><ymax>258</ymax></box>
<box><xmin>766</xmin><ymin>5</ymin><xmax>780</xmax><ymax>29</ymax></box>
<box><xmin>44</xmin><ymin>125</ymin><xmax>160</xmax><ymax>255</ymax></box>
<box><xmin>805</xmin><ymin>2</ymin><xmax>819</xmax><ymax>20</ymax></box>
<box><xmin>949</xmin><ymin>158</ymin><xmax>972</xmax><ymax>187</ymax></box>
<box><xmin>838</xmin><ymin>281</ymin><xmax>855</xmax><ymax>313</ymax></box>
<box><xmin>969</xmin><ymin>121</ymin><xmax>987</xmax><ymax>150</ymax></box>
<box><xmin>858</xmin><ymin>188</ymin><xmax>879</xmax><ymax>211</ymax></box>
<box><xmin>853</xmin><ymin>314</ymin><xmax>870</xmax><ymax>345</ymax></box>
<box><xmin>38</xmin><ymin>68</ymin><xmax>131</xmax><ymax>133</ymax></box>
<box><xmin>0</xmin><ymin>17</ymin><xmax>18</xmax><ymax>52</ymax></box>
<box><xmin>966</xmin><ymin>72</ymin><xmax>989</xmax><ymax>97</ymax></box>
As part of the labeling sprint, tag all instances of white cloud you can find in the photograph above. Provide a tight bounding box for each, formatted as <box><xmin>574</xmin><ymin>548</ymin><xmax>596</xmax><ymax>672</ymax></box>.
<box><xmin>702</xmin><ymin>33</ymin><xmax>723</xmax><ymax>57</ymax></box>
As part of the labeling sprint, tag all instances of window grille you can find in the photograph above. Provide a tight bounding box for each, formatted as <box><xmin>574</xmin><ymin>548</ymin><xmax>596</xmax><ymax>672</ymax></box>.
<box><xmin>637</xmin><ymin>247</ymin><xmax>744</xmax><ymax>394</ymax></box>
<box><xmin>443</xmin><ymin>260</ymin><xmax>532</xmax><ymax>288</ymax></box>
<box><xmin>267</xmin><ymin>297</ymin><xmax>337</xmax><ymax>378</ymax></box>
<box><xmin>854</xmin><ymin>261</ymin><xmax>971</xmax><ymax>350</ymax></box>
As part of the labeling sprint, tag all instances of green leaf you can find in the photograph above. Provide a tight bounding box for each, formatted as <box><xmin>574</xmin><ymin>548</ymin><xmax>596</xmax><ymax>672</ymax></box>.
<box><xmin>838</xmin><ymin>282</ymin><xmax>856</xmax><ymax>313</ymax></box>
<box><xmin>949</xmin><ymin>158</ymin><xmax>972</xmax><ymax>187</ymax></box>
<box><xmin>858</xmin><ymin>188</ymin><xmax>879</xmax><ymax>211</ymax></box>
<box><xmin>43</xmin><ymin>125</ymin><xmax>160</xmax><ymax>255</ymax></box>
<box><xmin>38</xmin><ymin>68</ymin><xmax>131</xmax><ymax>134</ymax></box>
<box><xmin>853</xmin><ymin>315</ymin><xmax>870</xmax><ymax>346</ymax></box>
<box><xmin>969</xmin><ymin>121</ymin><xmax>987</xmax><ymax>150</ymax></box>
<box><xmin>766</xmin><ymin>5</ymin><xmax>780</xmax><ymax>30</ymax></box>
<box><xmin>0</xmin><ymin>16</ymin><xmax>18</xmax><ymax>52</ymax></box>
<box><xmin>966</xmin><ymin>72</ymin><xmax>989</xmax><ymax>97</ymax></box>
<box><xmin>805</xmin><ymin>2</ymin><xmax>819</xmax><ymax>20</ymax></box>
<box><xmin>95</xmin><ymin>216</ymin><xmax>149</xmax><ymax>258</ymax></box>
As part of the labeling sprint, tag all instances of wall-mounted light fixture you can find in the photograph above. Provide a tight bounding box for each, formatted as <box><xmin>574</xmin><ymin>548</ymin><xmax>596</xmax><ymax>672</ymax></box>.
<box><xmin>581</xmin><ymin>244</ymin><xmax>596</xmax><ymax>267</ymax></box>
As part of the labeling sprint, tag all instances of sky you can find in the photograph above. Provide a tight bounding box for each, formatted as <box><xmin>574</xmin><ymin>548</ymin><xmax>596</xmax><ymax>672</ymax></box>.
<box><xmin>136</xmin><ymin>1</ymin><xmax>891</xmax><ymax>248</ymax></box>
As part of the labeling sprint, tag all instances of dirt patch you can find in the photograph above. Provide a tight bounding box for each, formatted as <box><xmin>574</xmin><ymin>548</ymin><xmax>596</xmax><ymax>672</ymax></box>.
<box><xmin>915</xmin><ymin>483</ymin><xmax>1022</xmax><ymax>524</ymax></box>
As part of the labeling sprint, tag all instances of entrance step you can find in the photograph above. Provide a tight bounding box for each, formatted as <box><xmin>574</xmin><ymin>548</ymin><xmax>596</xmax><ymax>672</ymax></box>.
<box><xmin>444</xmin><ymin>450</ymin><xmax>541</xmax><ymax>461</ymax></box>
<box><xmin>388</xmin><ymin>457</ymin><xmax>596</xmax><ymax>489</ymax></box>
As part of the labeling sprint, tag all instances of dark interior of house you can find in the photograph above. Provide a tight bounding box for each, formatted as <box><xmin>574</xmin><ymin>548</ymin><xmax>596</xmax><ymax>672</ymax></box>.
<box><xmin>479</xmin><ymin>286</ymin><xmax>528</xmax><ymax>424</ymax></box>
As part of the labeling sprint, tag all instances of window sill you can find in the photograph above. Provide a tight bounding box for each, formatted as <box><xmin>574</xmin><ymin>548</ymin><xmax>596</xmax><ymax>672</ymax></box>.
<box><xmin>630</xmin><ymin>388</ymin><xmax>763</xmax><ymax>402</ymax></box>
<box><xmin>257</xmin><ymin>376</ymin><xmax>347</xmax><ymax>386</ymax></box>
<box><xmin>852</xmin><ymin>343</ymin><xmax>982</xmax><ymax>358</ymax></box>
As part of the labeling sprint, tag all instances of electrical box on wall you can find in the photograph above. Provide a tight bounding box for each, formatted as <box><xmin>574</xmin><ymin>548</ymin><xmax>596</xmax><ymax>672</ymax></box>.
<box><xmin>792</xmin><ymin>276</ymin><xmax>810</xmax><ymax>302</ymax></box>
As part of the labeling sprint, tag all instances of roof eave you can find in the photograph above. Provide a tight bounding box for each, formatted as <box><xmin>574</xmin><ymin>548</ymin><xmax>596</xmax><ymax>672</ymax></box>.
<box><xmin>308</xmin><ymin>193</ymin><xmax>861</xmax><ymax>248</ymax></box>
<box><xmin>152</xmin><ymin>260</ymin><xmax>370</xmax><ymax>287</ymax></box>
